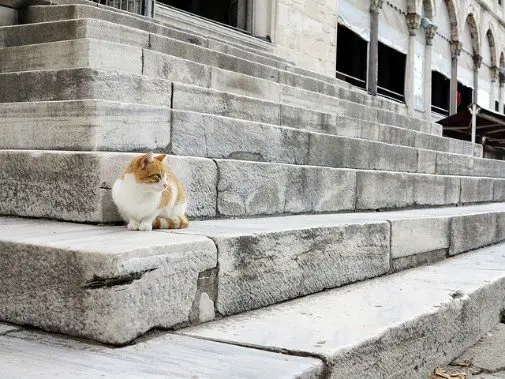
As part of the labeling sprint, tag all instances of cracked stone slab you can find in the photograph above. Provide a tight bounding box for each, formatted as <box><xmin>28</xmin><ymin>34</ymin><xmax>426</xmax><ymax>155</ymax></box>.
<box><xmin>0</xmin><ymin>218</ymin><xmax>217</xmax><ymax>344</ymax></box>
<box><xmin>0</xmin><ymin>323</ymin><xmax>19</xmax><ymax>334</ymax></box>
<box><xmin>0</xmin><ymin>150</ymin><xmax>217</xmax><ymax>222</ymax></box>
<box><xmin>0</xmin><ymin>331</ymin><xmax>324</xmax><ymax>379</ymax></box>
<box><xmin>181</xmin><ymin>244</ymin><xmax>505</xmax><ymax>378</ymax></box>
<box><xmin>173</xmin><ymin>203</ymin><xmax>505</xmax><ymax>316</ymax></box>
<box><xmin>173</xmin><ymin>217</ymin><xmax>390</xmax><ymax>316</ymax></box>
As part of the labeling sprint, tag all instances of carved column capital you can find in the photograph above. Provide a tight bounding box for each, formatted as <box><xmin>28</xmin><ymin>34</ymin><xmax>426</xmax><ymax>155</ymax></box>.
<box><xmin>425</xmin><ymin>25</ymin><xmax>438</xmax><ymax>46</ymax></box>
<box><xmin>450</xmin><ymin>41</ymin><xmax>462</xmax><ymax>59</ymax></box>
<box><xmin>491</xmin><ymin>66</ymin><xmax>499</xmax><ymax>81</ymax></box>
<box><xmin>473</xmin><ymin>54</ymin><xmax>482</xmax><ymax>71</ymax></box>
<box><xmin>370</xmin><ymin>0</ymin><xmax>383</xmax><ymax>13</ymax></box>
<box><xmin>406</xmin><ymin>13</ymin><xmax>421</xmax><ymax>36</ymax></box>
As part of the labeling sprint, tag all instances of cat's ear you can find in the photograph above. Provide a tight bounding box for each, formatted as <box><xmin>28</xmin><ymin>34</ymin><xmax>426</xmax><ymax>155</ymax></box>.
<box><xmin>140</xmin><ymin>152</ymin><xmax>154</xmax><ymax>168</ymax></box>
<box><xmin>155</xmin><ymin>154</ymin><xmax>167</xmax><ymax>163</ymax></box>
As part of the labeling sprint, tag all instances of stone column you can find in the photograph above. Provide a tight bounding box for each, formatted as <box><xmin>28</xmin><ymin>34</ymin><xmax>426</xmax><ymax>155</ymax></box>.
<box><xmin>490</xmin><ymin>66</ymin><xmax>498</xmax><ymax>110</ymax></box>
<box><xmin>368</xmin><ymin>0</ymin><xmax>383</xmax><ymax>96</ymax></box>
<box><xmin>473</xmin><ymin>54</ymin><xmax>482</xmax><ymax>105</ymax></box>
<box><xmin>423</xmin><ymin>25</ymin><xmax>437</xmax><ymax>117</ymax></box>
<box><xmin>405</xmin><ymin>13</ymin><xmax>421</xmax><ymax>114</ymax></box>
<box><xmin>449</xmin><ymin>41</ymin><xmax>462</xmax><ymax>115</ymax></box>
<box><xmin>499</xmin><ymin>72</ymin><xmax>505</xmax><ymax>114</ymax></box>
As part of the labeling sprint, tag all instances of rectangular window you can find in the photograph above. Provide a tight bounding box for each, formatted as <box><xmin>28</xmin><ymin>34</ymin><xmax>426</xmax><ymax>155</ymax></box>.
<box><xmin>431</xmin><ymin>71</ymin><xmax>450</xmax><ymax>115</ymax></box>
<box><xmin>336</xmin><ymin>24</ymin><xmax>368</xmax><ymax>90</ymax></box>
<box><xmin>377</xmin><ymin>42</ymin><xmax>406</xmax><ymax>103</ymax></box>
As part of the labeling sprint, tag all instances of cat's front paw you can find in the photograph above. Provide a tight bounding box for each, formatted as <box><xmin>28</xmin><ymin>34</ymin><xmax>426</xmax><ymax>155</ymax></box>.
<box><xmin>138</xmin><ymin>222</ymin><xmax>153</xmax><ymax>231</ymax></box>
<box><xmin>127</xmin><ymin>220</ymin><xmax>140</xmax><ymax>231</ymax></box>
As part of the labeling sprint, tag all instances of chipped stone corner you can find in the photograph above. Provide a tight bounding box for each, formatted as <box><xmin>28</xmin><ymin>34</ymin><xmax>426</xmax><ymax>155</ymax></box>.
<box><xmin>189</xmin><ymin>267</ymin><xmax>219</xmax><ymax>324</ymax></box>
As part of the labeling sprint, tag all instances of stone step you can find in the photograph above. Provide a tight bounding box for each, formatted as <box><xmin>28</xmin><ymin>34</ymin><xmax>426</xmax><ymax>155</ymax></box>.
<box><xmin>172</xmin><ymin>82</ymin><xmax>452</xmax><ymax>146</ymax></box>
<box><xmin>0</xmin><ymin>68</ymin><xmax>171</xmax><ymax>106</ymax></box>
<box><xmin>0</xmin><ymin>101</ymin><xmax>480</xmax><ymax>172</ymax></box>
<box><xmin>18</xmin><ymin>5</ymin><xmax>289</xmax><ymax>69</ymax></box>
<box><xmin>0</xmin><ymin>38</ymin><xmax>143</xmax><ymax>74</ymax></box>
<box><xmin>0</xmin><ymin>330</ymin><xmax>324</xmax><ymax>378</ymax></box>
<box><xmin>0</xmin><ymin>35</ymin><xmax>477</xmax><ymax>157</ymax></box>
<box><xmin>10</xmin><ymin>7</ymin><xmax>437</xmax><ymax>134</ymax></box>
<box><xmin>180</xmin><ymin>241</ymin><xmax>505</xmax><ymax>378</ymax></box>
<box><xmin>1</xmin><ymin>203</ymin><xmax>505</xmax><ymax>344</ymax></box>
<box><xmin>0</xmin><ymin>150</ymin><xmax>503</xmax><ymax>223</ymax></box>
<box><xmin>170</xmin><ymin>111</ymin><xmax>498</xmax><ymax>177</ymax></box>
<box><xmin>0</xmin><ymin>100</ymin><xmax>171</xmax><ymax>151</ymax></box>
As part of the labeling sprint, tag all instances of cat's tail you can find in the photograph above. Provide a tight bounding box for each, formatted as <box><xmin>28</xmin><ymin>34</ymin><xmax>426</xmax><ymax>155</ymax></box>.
<box><xmin>152</xmin><ymin>216</ymin><xmax>189</xmax><ymax>229</ymax></box>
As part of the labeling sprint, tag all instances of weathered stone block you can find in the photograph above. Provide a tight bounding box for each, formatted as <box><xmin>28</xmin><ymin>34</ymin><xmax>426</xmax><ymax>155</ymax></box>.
<box><xmin>216</xmin><ymin>160</ymin><xmax>356</xmax><ymax>216</ymax></box>
<box><xmin>170</xmin><ymin>110</ymin><xmax>309</xmax><ymax>164</ymax></box>
<box><xmin>449</xmin><ymin>213</ymin><xmax>497</xmax><ymax>255</ymax></box>
<box><xmin>0</xmin><ymin>18</ymin><xmax>150</xmax><ymax>48</ymax></box>
<box><xmin>0</xmin><ymin>68</ymin><xmax>172</xmax><ymax>106</ymax></box>
<box><xmin>390</xmin><ymin>218</ymin><xmax>450</xmax><ymax>259</ymax></box>
<box><xmin>417</xmin><ymin>149</ymin><xmax>437</xmax><ymax>174</ymax></box>
<box><xmin>415</xmin><ymin>133</ymin><xmax>449</xmax><ymax>153</ymax></box>
<box><xmin>0</xmin><ymin>38</ymin><xmax>143</xmax><ymax>74</ymax></box>
<box><xmin>212</xmin><ymin>222</ymin><xmax>390</xmax><ymax>315</ymax></box>
<box><xmin>172</xmin><ymin>83</ymin><xmax>281</xmax><ymax>125</ymax></box>
<box><xmin>210</xmin><ymin>67</ymin><xmax>280</xmax><ymax>102</ymax></box>
<box><xmin>460</xmin><ymin>177</ymin><xmax>494</xmax><ymax>203</ymax></box>
<box><xmin>377</xmin><ymin>124</ymin><xmax>415</xmax><ymax>147</ymax></box>
<box><xmin>280</xmin><ymin>105</ymin><xmax>337</xmax><ymax>134</ymax></box>
<box><xmin>413</xmin><ymin>174</ymin><xmax>459</xmax><ymax>206</ymax></box>
<box><xmin>0</xmin><ymin>219</ymin><xmax>217</xmax><ymax>344</ymax></box>
<box><xmin>356</xmin><ymin>171</ymin><xmax>414</xmax><ymax>210</ymax></box>
<box><xmin>0</xmin><ymin>100</ymin><xmax>171</xmax><ymax>152</ymax></box>
<box><xmin>143</xmin><ymin>50</ymin><xmax>211</xmax><ymax>88</ymax></box>
<box><xmin>436</xmin><ymin>152</ymin><xmax>474</xmax><ymax>176</ymax></box>
<box><xmin>308</xmin><ymin>133</ymin><xmax>418</xmax><ymax>172</ymax></box>
<box><xmin>0</xmin><ymin>151</ymin><xmax>217</xmax><ymax>222</ymax></box>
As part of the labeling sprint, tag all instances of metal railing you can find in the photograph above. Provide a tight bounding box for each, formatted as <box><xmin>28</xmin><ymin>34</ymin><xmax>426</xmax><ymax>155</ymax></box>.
<box><xmin>335</xmin><ymin>70</ymin><xmax>367</xmax><ymax>90</ymax></box>
<box><xmin>90</xmin><ymin>0</ymin><xmax>153</xmax><ymax>16</ymax></box>
<box><xmin>377</xmin><ymin>85</ymin><xmax>405</xmax><ymax>103</ymax></box>
<box><xmin>431</xmin><ymin>104</ymin><xmax>449</xmax><ymax>116</ymax></box>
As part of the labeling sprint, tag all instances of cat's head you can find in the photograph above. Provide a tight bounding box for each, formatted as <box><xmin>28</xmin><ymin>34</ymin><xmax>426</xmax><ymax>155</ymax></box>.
<box><xmin>130</xmin><ymin>152</ymin><xmax>169</xmax><ymax>192</ymax></box>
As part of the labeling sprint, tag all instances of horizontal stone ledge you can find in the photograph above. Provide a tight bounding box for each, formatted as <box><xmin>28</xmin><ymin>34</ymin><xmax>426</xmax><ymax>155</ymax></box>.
<box><xmin>0</xmin><ymin>150</ymin><xmax>217</xmax><ymax>222</ymax></box>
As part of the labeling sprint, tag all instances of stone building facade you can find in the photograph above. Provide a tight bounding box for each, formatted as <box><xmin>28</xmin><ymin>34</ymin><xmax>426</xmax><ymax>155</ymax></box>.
<box><xmin>270</xmin><ymin>0</ymin><xmax>505</xmax><ymax>120</ymax></box>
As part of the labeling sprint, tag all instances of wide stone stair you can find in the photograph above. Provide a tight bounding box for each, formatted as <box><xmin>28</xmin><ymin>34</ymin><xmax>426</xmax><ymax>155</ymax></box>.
<box><xmin>1</xmin><ymin>2</ymin><xmax>505</xmax><ymax>378</ymax></box>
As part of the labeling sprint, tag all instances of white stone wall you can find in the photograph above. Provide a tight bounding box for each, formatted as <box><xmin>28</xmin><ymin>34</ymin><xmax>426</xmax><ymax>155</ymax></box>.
<box><xmin>274</xmin><ymin>0</ymin><xmax>338</xmax><ymax>76</ymax></box>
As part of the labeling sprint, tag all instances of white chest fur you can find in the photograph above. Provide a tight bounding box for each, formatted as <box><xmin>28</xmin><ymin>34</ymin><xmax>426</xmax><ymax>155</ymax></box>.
<box><xmin>112</xmin><ymin>174</ymin><xmax>162</xmax><ymax>221</ymax></box>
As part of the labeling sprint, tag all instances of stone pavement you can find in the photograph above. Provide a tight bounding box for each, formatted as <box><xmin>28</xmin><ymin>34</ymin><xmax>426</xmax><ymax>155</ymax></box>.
<box><xmin>432</xmin><ymin>323</ymin><xmax>505</xmax><ymax>378</ymax></box>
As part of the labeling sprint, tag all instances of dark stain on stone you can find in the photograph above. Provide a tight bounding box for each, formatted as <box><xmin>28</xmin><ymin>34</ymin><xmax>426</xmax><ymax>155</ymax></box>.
<box><xmin>450</xmin><ymin>290</ymin><xmax>465</xmax><ymax>299</ymax></box>
<box><xmin>83</xmin><ymin>268</ymin><xmax>158</xmax><ymax>289</ymax></box>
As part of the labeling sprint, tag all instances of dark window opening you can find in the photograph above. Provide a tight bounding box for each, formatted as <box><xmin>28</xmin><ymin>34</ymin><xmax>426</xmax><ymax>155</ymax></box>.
<box><xmin>457</xmin><ymin>82</ymin><xmax>472</xmax><ymax>113</ymax></box>
<box><xmin>496</xmin><ymin>100</ymin><xmax>500</xmax><ymax>112</ymax></box>
<box><xmin>159</xmin><ymin>0</ymin><xmax>247</xmax><ymax>29</ymax></box>
<box><xmin>431</xmin><ymin>71</ymin><xmax>450</xmax><ymax>115</ymax></box>
<box><xmin>336</xmin><ymin>24</ymin><xmax>368</xmax><ymax>90</ymax></box>
<box><xmin>377</xmin><ymin>42</ymin><xmax>406</xmax><ymax>102</ymax></box>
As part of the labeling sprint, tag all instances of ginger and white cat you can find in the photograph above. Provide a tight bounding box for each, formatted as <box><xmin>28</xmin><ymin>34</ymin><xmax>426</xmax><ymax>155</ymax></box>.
<box><xmin>112</xmin><ymin>152</ymin><xmax>188</xmax><ymax>231</ymax></box>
